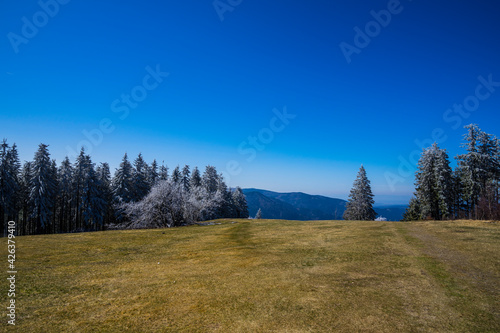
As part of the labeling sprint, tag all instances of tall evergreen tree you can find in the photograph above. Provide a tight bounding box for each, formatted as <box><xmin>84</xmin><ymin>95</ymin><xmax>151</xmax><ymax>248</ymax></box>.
<box><xmin>190</xmin><ymin>166</ymin><xmax>202</xmax><ymax>188</ymax></box>
<box><xmin>133</xmin><ymin>153</ymin><xmax>150</xmax><ymax>201</ymax></box>
<box><xmin>402</xmin><ymin>196</ymin><xmax>421</xmax><ymax>221</ymax></box>
<box><xmin>79</xmin><ymin>154</ymin><xmax>104</xmax><ymax>231</ymax></box>
<box><xmin>19</xmin><ymin>162</ymin><xmax>32</xmax><ymax>235</ymax></box>
<box><xmin>96</xmin><ymin>162</ymin><xmax>113</xmax><ymax>226</ymax></box>
<box><xmin>29</xmin><ymin>144</ymin><xmax>57</xmax><ymax>234</ymax></box>
<box><xmin>171</xmin><ymin>166</ymin><xmax>181</xmax><ymax>184</ymax></box>
<box><xmin>181</xmin><ymin>165</ymin><xmax>191</xmax><ymax>192</ymax></box>
<box><xmin>343</xmin><ymin>165</ymin><xmax>376</xmax><ymax>221</ymax></box>
<box><xmin>158</xmin><ymin>162</ymin><xmax>168</xmax><ymax>181</ymax></box>
<box><xmin>112</xmin><ymin>153</ymin><xmax>135</xmax><ymax>223</ymax></box>
<box><xmin>415</xmin><ymin>143</ymin><xmax>453</xmax><ymax>220</ymax></box>
<box><xmin>456</xmin><ymin>124</ymin><xmax>484</xmax><ymax>218</ymax></box>
<box><xmin>73</xmin><ymin>148</ymin><xmax>88</xmax><ymax>230</ymax></box>
<box><xmin>0</xmin><ymin>140</ymin><xmax>20</xmax><ymax>235</ymax></box>
<box><xmin>112</xmin><ymin>153</ymin><xmax>135</xmax><ymax>203</ymax></box>
<box><xmin>57</xmin><ymin>157</ymin><xmax>74</xmax><ymax>233</ymax></box>
<box><xmin>215</xmin><ymin>174</ymin><xmax>234</xmax><ymax>218</ymax></box>
<box><xmin>147</xmin><ymin>159</ymin><xmax>159</xmax><ymax>187</ymax></box>
<box><xmin>202</xmin><ymin>165</ymin><xmax>218</xmax><ymax>194</ymax></box>
<box><xmin>232</xmin><ymin>187</ymin><xmax>249</xmax><ymax>218</ymax></box>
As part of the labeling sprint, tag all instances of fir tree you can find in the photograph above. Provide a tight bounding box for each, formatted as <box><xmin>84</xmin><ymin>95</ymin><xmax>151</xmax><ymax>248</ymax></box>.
<box><xmin>79</xmin><ymin>154</ymin><xmax>104</xmax><ymax>230</ymax></box>
<box><xmin>19</xmin><ymin>162</ymin><xmax>32</xmax><ymax>235</ymax></box>
<box><xmin>158</xmin><ymin>162</ymin><xmax>168</xmax><ymax>181</ymax></box>
<box><xmin>402</xmin><ymin>196</ymin><xmax>421</xmax><ymax>221</ymax></box>
<box><xmin>73</xmin><ymin>148</ymin><xmax>87</xmax><ymax>230</ymax></box>
<box><xmin>133</xmin><ymin>153</ymin><xmax>150</xmax><ymax>201</ymax></box>
<box><xmin>112</xmin><ymin>153</ymin><xmax>135</xmax><ymax>223</ymax></box>
<box><xmin>57</xmin><ymin>157</ymin><xmax>74</xmax><ymax>233</ymax></box>
<box><xmin>190</xmin><ymin>166</ymin><xmax>202</xmax><ymax>188</ymax></box>
<box><xmin>0</xmin><ymin>140</ymin><xmax>20</xmax><ymax>234</ymax></box>
<box><xmin>202</xmin><ymin>165</ymin><xmax>218</xmax><ymax>194</ymax></box>
<box><xmin>96</xmin><ymin>162</ymin><xmax>113</xmax><ymax>226</ymax></box>
<box><xmin>232</xmin><ymin>187</ymin><xmax>249</xmax><ymax>218</ymax></box>
<box><xmin>343</xmin><ymin>165</ymin><xmax>376</xmax><ymax>221</ymax></box>
<box><xmin>147</xmin><ymin>159</ymin><xmax>159</xmax><ymax>187</ymax></box>
<box><xmin>415</xmin><ymin>143</ymin><xmax>453</xmax><ymax>220</ymax></box>
<box><xmin>112</xmin><ymin>153</ymin><xmax>135</xmax><ymax>203</ymax></box>
<box><xmin>456</xmin><ymin>124</ymin><xmax>484</xmax><ymax>217</ymax></box>
<box><xmin>29</xmin><ymin>144</ymin><xmax>57</xmax><ymax>233</ymax></box>
<box><xmin>215</xmin><ymin>174</ymin><xmax>234</xmax><ymax>218</ymax></box>
<box><xmin>255</xmin><ymin>208</ymin><xmax>263</xmax><ymax>219</ymax></box>
<box><xmin>181</xmin><ymin>165</ymin><xmax>191</xmax><ymax>192</ymax></box>
<box><xmin>171</xmin><ymin>166</ymin><xmax>181</xmax><ymax>184</ymax></box>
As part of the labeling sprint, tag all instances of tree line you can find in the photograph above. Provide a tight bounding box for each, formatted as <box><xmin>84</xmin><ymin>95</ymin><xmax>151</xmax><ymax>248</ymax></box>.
<box><xmin>403</xmin><ymin>124</ymin><xmax>500</xmax><ymax>221</ymax></box>
<box><xmin>0</xmin><ymin>142</ymin><xmax>249</xmax><ymax>236</ymax></box>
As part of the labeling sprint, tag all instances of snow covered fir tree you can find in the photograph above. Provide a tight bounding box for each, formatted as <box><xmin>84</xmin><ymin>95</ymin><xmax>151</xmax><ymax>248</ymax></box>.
<box><xmin>343</xmin><ymin>165</ymin><xmax>376</xmax><ymax>221</ymax></box>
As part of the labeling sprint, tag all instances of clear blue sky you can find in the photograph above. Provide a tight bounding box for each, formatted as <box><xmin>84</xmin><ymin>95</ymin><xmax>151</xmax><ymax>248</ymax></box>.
<box><xmin>1</xmin><ymin>0</ymin><xmax>500</xmax><ymax>205</ymax></box>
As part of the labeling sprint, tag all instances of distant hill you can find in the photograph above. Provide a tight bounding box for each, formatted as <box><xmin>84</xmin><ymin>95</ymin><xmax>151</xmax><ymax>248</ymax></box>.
<box><xmin>243</xmin><ymin>189</ymin><xmax>345</xmax><ymax>220</ymax></box>
<box><xmin>244</xmin><ymin>192</ymin><xmax>306</xmax><ymax>220</ymax></box>
<box><xmin>243</xmin><ymin>188</ymin><xmax>406</xmax><ymax>221</ymax></box>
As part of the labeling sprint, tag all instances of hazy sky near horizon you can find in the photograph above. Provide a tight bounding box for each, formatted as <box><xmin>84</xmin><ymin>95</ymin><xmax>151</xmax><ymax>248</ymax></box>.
<box><xmin>1</xmin><ymin>0</ymin><xmax>500</xmax><ymax>205</ymax></box>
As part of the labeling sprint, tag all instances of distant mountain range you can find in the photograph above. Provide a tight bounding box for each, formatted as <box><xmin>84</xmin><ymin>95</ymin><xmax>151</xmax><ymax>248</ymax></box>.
<box><xmin>242</xmin><ymin>189</ymin><xmax>406</xmax><ymax>221</ymax></box>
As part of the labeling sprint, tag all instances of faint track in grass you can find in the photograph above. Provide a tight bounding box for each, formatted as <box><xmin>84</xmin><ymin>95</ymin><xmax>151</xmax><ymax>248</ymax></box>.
<box><xmin>399</xmin><ymin>222</ymin><xmax>500</xmax><ymax>325</ymax></box>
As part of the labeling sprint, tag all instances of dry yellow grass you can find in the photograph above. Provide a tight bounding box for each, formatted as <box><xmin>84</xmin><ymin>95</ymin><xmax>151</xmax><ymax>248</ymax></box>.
<box><xmin>1</xmin><ymin>219</ymin><xmax>499</xmax><ymax>332</ymax></box>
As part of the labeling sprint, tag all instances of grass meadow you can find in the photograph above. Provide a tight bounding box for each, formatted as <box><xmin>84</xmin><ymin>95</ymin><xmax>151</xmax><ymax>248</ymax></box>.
<box><xmin>2</xmin><ymin>219</ymin><xmax>499</xmax><ymax>332</ymax></box>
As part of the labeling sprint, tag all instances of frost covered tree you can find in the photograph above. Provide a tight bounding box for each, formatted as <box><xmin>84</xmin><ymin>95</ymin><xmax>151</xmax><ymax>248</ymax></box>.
<box><xmin>123</xmin><ymin>179</ymin><xmax>222</xmax><ymax>229</ymax></box>
<box><xmin>29</xmin><ymin>144</ymin><xmax>57</xmax><ymax>234</ymax></box>
<box><xmin>255</xmin><ymin>208</ymin><xmax>263</xmax><ymax>219</ymax></box>
<box><xmin>232</xmin><ymin>187</ymin><xmax>249</xmax><ymax>218</ymax></box>
<box><xmin>343</xmin><ymin>165</ymin><xmax>376</xmax><ymax>221</ymax></box>
<box><xmin>183</xmin><ymin>185</ymin><xmax>220</xmax><ymax>223</ymax></box>
<box><xmin>415</xmin><ymin>143</ymin><xmax>453</xmax><ymax>220</ymax></box>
